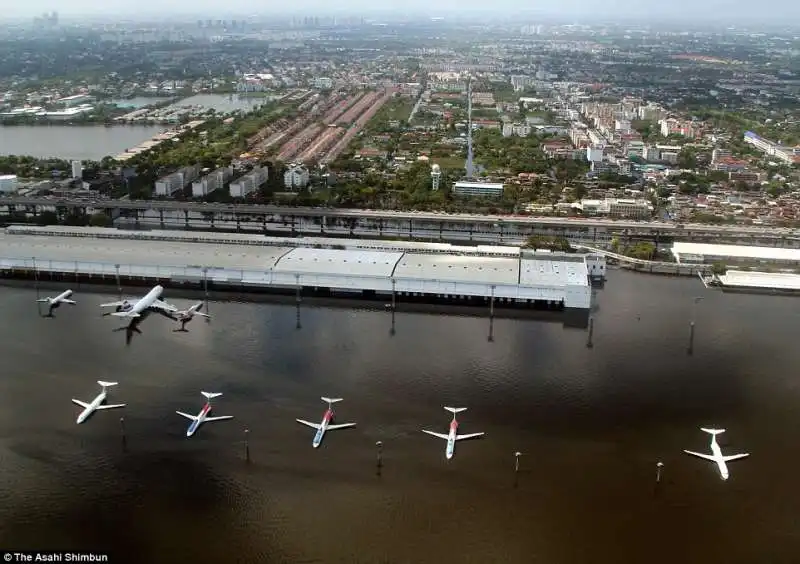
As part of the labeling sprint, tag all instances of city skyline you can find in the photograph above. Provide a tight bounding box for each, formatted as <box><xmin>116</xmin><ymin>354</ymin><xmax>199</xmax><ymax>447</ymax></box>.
<box><xmin>4</xmin><ymin>1</ymin><xmax>800</xmax><ymax>23</ymax></box>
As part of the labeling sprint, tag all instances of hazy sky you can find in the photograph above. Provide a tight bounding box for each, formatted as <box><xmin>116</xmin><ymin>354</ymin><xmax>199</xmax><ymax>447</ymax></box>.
<box><xmin>4</xmin><ymin>0</ymin><xmax>799</xmax><ymax>22</ymax></box>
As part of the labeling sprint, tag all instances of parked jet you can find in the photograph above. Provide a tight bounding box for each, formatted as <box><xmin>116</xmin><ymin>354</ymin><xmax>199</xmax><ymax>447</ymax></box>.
<box><xmin>176</xmin><ymin>392</ymin><xmax>233</xmax><ymax>438</ymax></box>
<box><xmin>72</xmin><ymin>381</ymin><xmax>125</xmax><ymax>424</ymax></box>
<box><xmin>296</xmin><ymin>397</ymin><xmax>356</xmax><ymax>448</ymax></box>
<box><xmin>174</xmin><ymin>302</ymin><xmax>210</xmax><ymax>332</ymax></box>
<box><xmin>100</xmin><ymin>285</ymin><xmax>178</xmax><ymax>319</ymax></box>
<box><xmin>422</xmin><ymin>407</ymin><xmax>484</xmax><ymax>460</ymax></box>
<box><xmin>684</xmin><ymin>427</ymin><xmax>750</xmax><ymax>481</ymax></box>
<box><xmin>37</xmin><ymin>289</ymin><xmax>76</xmax><ymax>317</ymax></box>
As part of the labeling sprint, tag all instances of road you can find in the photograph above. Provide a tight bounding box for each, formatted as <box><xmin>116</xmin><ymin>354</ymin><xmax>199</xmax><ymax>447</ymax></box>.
<box><xmin>1</xmin><ymin>196</ymin><xmax>798</xmax><ymax>237</ymax></box>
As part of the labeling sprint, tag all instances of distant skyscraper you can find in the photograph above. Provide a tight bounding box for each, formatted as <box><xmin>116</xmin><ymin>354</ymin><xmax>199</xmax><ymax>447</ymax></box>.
<box><xmin>465</xmin><ymin>76</ymin><xmax>475</xmax><ymax>180</ymax></box>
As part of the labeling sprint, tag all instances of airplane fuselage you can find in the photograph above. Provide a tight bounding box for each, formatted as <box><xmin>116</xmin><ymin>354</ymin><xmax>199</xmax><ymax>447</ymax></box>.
<box><xmin>51</xmin><ymin>289</ymin><xmax>73</xmax><ymax>305</ymax></box>
<box><xmin>131</xmin><ymin>285</ymin><xmax>164</xmax><ymax>316</ymax></box>
<box><xmin>446</xmin><ymin>419</ymin><xmax>458</xmax><ymax>459</ymax></box>
<box><xmin>186</xmin><ymin>402</ymin><xmax>212</xmax><ymax>437</ymax></box>
<box><xmin>709</xmin><ymin>436</ymin><xmax>730</xmax><ymax>480</ymax></box>
<box><xmin>76</xmin><ymin>390</ymin><xmax>107</xmax><ymax>424</ymax></box>
<box><xmin>313</xmin><ymin>409</ymin><xmax>334</xmax><ymax>448</ymax></box>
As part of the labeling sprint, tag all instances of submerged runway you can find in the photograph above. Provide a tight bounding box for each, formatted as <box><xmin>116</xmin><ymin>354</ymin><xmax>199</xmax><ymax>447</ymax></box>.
<box><xmin>0</xmin><ymin>270</ymin><xmax>798</xmax><ymax>563</ymax></box>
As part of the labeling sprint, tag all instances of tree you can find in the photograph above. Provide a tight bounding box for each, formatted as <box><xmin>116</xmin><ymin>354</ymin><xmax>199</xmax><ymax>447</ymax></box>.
<box><xmin>677</xmin><ymin>148</ymin><xmax>697</xmax><ymax>170</ymax></box>
<box><xmin>89</xmin><ymin>212</ymin><xmax>112</xmax><ymax>227</ymax></box>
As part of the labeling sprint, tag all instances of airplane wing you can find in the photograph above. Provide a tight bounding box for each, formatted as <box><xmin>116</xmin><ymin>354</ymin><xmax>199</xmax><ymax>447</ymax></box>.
<box><xmin>152</xmin><ymin>300</ymin><xmax>178</xmax><ymax>312</ymax></box>
<box><xmin>100</xmin><ymin>301</ymin><xmax>128</xmax><ymax>307</ymax></box>
<box><xmin>111</xmin><ymin>311</ymin><xmax>140</xmax><ymax>318</ymax></box>
<box><xmin>456</xmin><ymin>432</ymin><xmax>485</xmax><ymax>441</ymax></box>
<box><xmin>72</xmin><ymin>399</ymin><xmax>90</xmax><ymax>409</ymax></box>
<box><xmin>36</xmin><ymin>298</ymin><xmax>51</xmax><ymax>303</ymax></box>
<box><xmin>422</xmin><ymin>429</ymin><xmax>450</xmax><ymax>440</ymax></box>
<box><xmin>683</xmin><ymin>450</ymin><xmax>717</xmax><ymax>461</ymax></box>
<box><xmin>96</xmin><ymin>403</ymin><xmax>126</xmax><ymax>409</ymax></box>
<box><xmin>176</xmin><ymin>411</ymin><xmax>198</xmax><ymax>421</ymax></box>
<box><xmin>327</xmin><ymin>423</ymin><xmax>356</xmax><ymax>430</ymax></box>
<box><xmin>62</xmin><ymin>299</ymin><xmax>77</xmax><ymax>305</ymax></box>
<box><xmin>195</xmin><ymin>313</ymin><xmax>211</xmax><ymax>318</ymax></box>
<box><xmin>296</xmin><ymin>418</ymin><xmax>322</xmax><ymax>429</ymax></box>
<box><xmin>204</xmin><ymin>416</ymin><xmax>234</xmax><ymax>422</ymax></box>
<box><xmin>722</xmin><ymin>453</ymin><xmax>750</xmax><ymax>462</ymax></box>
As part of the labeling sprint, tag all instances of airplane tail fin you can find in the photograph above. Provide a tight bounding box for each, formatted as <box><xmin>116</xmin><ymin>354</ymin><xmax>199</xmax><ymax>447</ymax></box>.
<box><xmin>202</xmin><ymin>391</ymin><xmax>222</xmax><ymax>400</ymax></box>
<box><xmin>444</xmin><ymin>407</ymin><xmax>467</xmax><ymax>414</ymax></box>
<box><xmin>322</xmin><ymin>397</ymin><xmax>343</xmax><ymax>404</ymax></box>
<box><xmin>98</xmin><ymin>381</ymin><xmax>119</xmax><ymax>388</ymax></box>
<box><xmin>701</xmin><ymin>427</ymin><xmax>726</xmax><ymax>435</ymax></box>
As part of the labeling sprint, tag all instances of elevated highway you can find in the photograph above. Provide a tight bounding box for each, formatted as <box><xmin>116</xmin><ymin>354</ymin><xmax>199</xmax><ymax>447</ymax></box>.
<box><xmin>1</xmin><ymin>196</ymin><xmax>798</xmax><ymax>248</ymax></box>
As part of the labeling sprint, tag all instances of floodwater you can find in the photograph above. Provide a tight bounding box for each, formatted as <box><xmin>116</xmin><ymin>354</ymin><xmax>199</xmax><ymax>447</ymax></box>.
<box><xmin>0</xmin><ymin>270</ymin><xmax>799</xmax><ymax>563</ymax></box>
<box><xmin>0</xmin><ymin>124</ymin><xmax>167</xmax><ymax>160</ymax></box>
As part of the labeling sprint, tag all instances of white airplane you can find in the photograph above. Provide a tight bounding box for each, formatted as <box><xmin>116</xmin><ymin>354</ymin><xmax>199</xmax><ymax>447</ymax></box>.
<box><xmin>174</xmin><ymin>302</ymin><xmax>210</xmax><ymax>331</ymax></box>
<box><xmin>37</xmin><ymin>289</ymin><xmax>76</xmax><ymax>317</ymax></box>
<box><xmin>72</xmin><ymin>380</ymin><xmax>125</xmax><ymax>424</ymax></box>
<box><xmin>99</xmin><ymin>285</ymin><xmax>178</xmax><ymax>318</ymax></box>
<box><xmin>176</xmin><ymin>392</ymin><xmax>233</xmax><ymax>438</ymax></box>
<box><xmin>422</xmin><ymin>407</ymin><xmax>485</xmax><ymax>460</ymax></box>
<box><xmin>684</xmin><ymin>427</ymin><xmax>750</xmax><ymax>481</ymax></box>
<box><xmin>296</xmin><ymin>397</ymin><xmax>356</xmax><ymax>448</ymax></box>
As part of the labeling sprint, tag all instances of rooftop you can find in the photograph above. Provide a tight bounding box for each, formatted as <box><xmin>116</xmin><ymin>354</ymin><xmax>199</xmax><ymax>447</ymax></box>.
<box><xmin>718</xmin><ymin>270</ymin><xmax>800</xmax><ymax>291</ymax></box>
<box><xmin>672</xmin><ymin>241</ymin><xmax>800</xmax><ymax>262</ymax></box>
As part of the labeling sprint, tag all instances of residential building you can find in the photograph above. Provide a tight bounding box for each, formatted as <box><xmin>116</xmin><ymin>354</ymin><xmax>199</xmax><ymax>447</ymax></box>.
<box><xmin>452</xmin><ymin>181</ymin><xmax>504</xmax><ymax>198</ymax></box>
<box><xmin>711</xmin><ymin>148</ymin><xmax>732</xmax><ymax>163</ymax></box>
<box><xmin>502</xmin><ymin>123</ymin><xmax>532</xmax><ymax>137</ymax></box>
<box><xmin>314</xmin><ymin>77</ymin><xmax>333</xmax><ymax>89</ymax></box>
<box><xmin>154</xmin><ymin>165</ymin><xmax>200</xmax><ymax>197</ymax></box>
<box><xmin>586</xmin><ymin>146</ymin><xmax>604</xmax><ymax>163</ymax></box>
<box><xmin>229</xmin><ymin>166</ymin><xmax>268</xmax><ymax>198</ymax></box>
<box><xmin>431</xmin><ymin>164</ymin><xmax>441</xmax><ymax>191</ymax></box>
<box><xmin>57</xmin><ymin>94</ymin><xmax>92</xmax><ymax>107</ymax></box>
<box><xmin>192</xmin><ymin>167</ymin><xmax>233</xmax><ymax>197</ymax></box>
<box><xmin>0</xmin><ymin>174</ymin><xmax>18</xmax><ymax>193</ymax></box>
<box><xmin>71</xmin><ymin>160</ymin><xmax>82</xmax><ymax>180</ymax></box>
<box><xmin>579</xmin><ymin>198</ymin><xmax>652</xmax><ymax>219</ymax></box>
<box><xmin>284</xmin><ymin>163</ymin><xmax>310</xmax><ymax>189</ymax></box>
<box><xmin>659</xmin><ymin>118</ymin><xmax>696</xmax><ymax>138</ymax></box>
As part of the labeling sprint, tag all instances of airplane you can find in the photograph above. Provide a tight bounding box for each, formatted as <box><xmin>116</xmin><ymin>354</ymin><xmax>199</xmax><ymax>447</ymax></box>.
<box><xmin>683</xmin><ymin>427</ymin><xmax>750</xmax><ymax>481</ymax></box>
<box><xmin>176</xmin><ymin>391</ymin><xmax>233</xmax><ymax>438</ymax></box>
<box><xmin>296</xmin><ymin>397</ymin><xmax>356</xmax><ymax>448</ymax></box>
<box><xmin>174</xmin><ymin>302</ymin><xmax>210</xmax><ymax>332</ymax></box>
<box><xmin>72</xmin><ymin>380</ymin><xmax>125</xmax><ymax>424</ymax></box>
<box><xmin>99</xmin><ymin>285</ymin><xmax>178</xmax><ymax>319</ymax></box>
<box><xmin>37</xmin><ymin>289</ymin><xmax>76</xmax><ymax>317</ymax></box>
<box><xmin>422</xmin><ymin>407</ymin><xmax>485</xmax><ymax>460</ymax></box>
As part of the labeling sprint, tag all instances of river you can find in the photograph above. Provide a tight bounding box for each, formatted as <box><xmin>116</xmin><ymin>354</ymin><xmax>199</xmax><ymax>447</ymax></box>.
<box><xmin>0</xmin><ymin>270</ymin><xmax>798</xmax><ymax>563</ymax></box>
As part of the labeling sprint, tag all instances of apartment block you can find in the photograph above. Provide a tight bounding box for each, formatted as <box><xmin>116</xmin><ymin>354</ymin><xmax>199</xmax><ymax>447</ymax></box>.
<box><xmin>192</xmin><ymin>167</ymin><xmax>233</xmax><ymax>198</ymax></box>
<box><xmin>154</xmin><ymin>164</ymin><xmax>200</xmax><ymax>197</ymax></box>
<box><xmin>229</xmin><ymin>166</ymin><xmax>268</xmax><ymax>198</ymax></box>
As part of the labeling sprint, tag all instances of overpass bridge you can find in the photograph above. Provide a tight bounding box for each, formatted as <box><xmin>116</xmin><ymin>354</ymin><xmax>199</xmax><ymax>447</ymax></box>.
<box><xmin>1</xmin><ymin>196</ymin><xmax>798</xmax><ymax>248</ymax></box>
<box><xmin>573</xmin><ymin>244</ymin><xmax>712</xmax><ymax>276</ymax></box>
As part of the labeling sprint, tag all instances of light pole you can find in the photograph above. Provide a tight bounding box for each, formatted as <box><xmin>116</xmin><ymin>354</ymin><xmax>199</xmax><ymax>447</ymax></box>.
<box><xmin>688</xmin><ymin>296</ymin><xmax>703</xmax><ymax>355</ymax></box>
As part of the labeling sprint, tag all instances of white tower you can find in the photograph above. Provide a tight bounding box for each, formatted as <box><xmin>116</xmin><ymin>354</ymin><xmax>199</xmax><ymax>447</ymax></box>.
<box><xmin>431</xmin><ymin>163</ymin><xmax>441</xmax><ymax>191</ymax></box>
<box><xmin>71</xmin><ymin>160</ymin><xmax>83</xmax><ymax>180</ymax></box>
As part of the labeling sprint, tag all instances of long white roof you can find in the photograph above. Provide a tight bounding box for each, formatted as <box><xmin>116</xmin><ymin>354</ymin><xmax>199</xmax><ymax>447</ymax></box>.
<box><xmin>0</xmin><ymin>230</ymin><xmax>590</xmax><ymax>289</ymax></box>
<box><xmin>718</xmin><ymin>270</ymin><xmax>800</xmax><ymax>290</ymax></box>
<box><xmin>394</xmin><ymin>254</ymin><xmax>520</xmax><ymax>285</ymax></box>
<box><xmin>672</xmin><ymin>241</ymin><xmax>800</xmax><ymax>262</ymax></box>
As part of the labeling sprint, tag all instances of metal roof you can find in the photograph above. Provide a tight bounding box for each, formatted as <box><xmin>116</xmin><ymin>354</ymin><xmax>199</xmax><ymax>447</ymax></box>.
<box><xmin>718</xmin><ymin>270</ymin><xmax>800</xmax><ymax>290</ymax></box>
<box><xmin>274</xmin><ymin>247</ymin><xmax>404</xmax><ymax>277</ymax></box>
<box><xmin>672</xmin><ymin>241</ymin><xmax>800</xmax><ymax>262</ymax></box>
<box><xmin>519</xmin><ymin>259</ymin><xmax>589</xmax><ymax>288</ymax></box>
<box><xmin>393</xmin><ymin>254</ymin><xmax>520</xmax><ymax>285</ymax></box>
<box><xmin>0</xmin><ymin>232</ymin><xmax>292</xmax><ymax>270</ymax></box>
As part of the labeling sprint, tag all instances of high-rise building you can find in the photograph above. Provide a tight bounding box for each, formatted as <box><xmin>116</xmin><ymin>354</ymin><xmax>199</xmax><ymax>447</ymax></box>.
<box><xmin>71</xmin><ymin>160</ymin><xmax>83</xmax><ymax>180</ymax></box>
<box><xmin>431</xmin><ymin>164</ymin><xmax>441</xmax><ymax>191</ymax></box>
